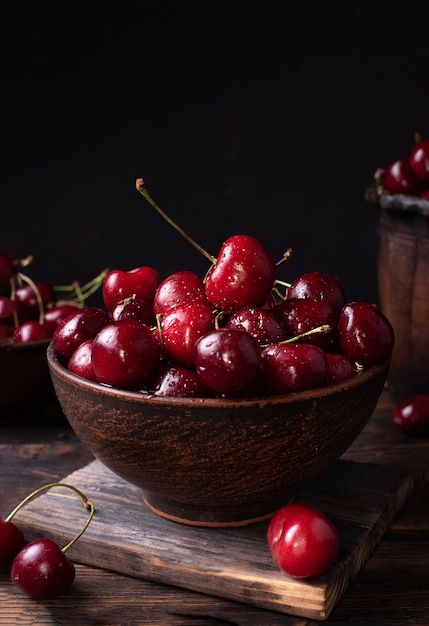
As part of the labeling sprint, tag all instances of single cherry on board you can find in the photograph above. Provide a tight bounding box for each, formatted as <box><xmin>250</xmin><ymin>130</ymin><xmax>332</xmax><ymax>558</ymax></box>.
<box><xmin>160</xmin><ymin>302</ymin><xmax>214</xmax><ymax>366</ymax></box>
<box><xmin>227</xmin><ymin>306</ymin><xmax>286</xmax><ymax>346</ymax></box>
<box><xmin>0</xmin><ymin>519</ymin><xmax>24</xmax><ymax>566</ymax></box>
<box><xmin>68</xmin><ymin>339</ymin><xmax>96</xmax><ymax>382</ymax></box>
<box><xmin>102</xmin><ymin>267</ymin><xmax>160</xmax><ymax>311</ymax></box>
<box><xmin>262</xmin><ymin>343</ymin><xmax>327</xmax><ymax>394</ymax></box>
<box><xmin>12</xmin><ymin>321</ymin><xmax>52</xmax><ymax>344</ymax></box>
<box><xmin>153</xmin><ymin>366</ymin><xmax>205</xmax><ymax>398</ymax></box>
<box><xmin>154</xmin><ymin>271</ymin><xmax>207</xmax><ymax>316</ymax></box>
<box><xmin>338</xmin><ymin>302</ymin><xmax>394</xmax><ymax>366</ymax></box>
<box><xmin>325</xmin><ymin>353</ymin><xmax>357</xmax><ymax>385</ymax></box>
<box><xmin>53</xmin><ymin>307</ymin><xmax>109</xmax><ymax>359</ymax></box>
<box><xmin>409</xmin><ymin>139</ymin><xmax>429</xmax><ymax>183</ymax></box>
<box><xmin>383</xmin><ymin>157</ymin><xmax>421</xmax><ymax>195</ymax></box>
<box><xmin>275</xmin><ymin>298</ymin><xmax>338</xmax><ymax>350</ymax></box>
<box><xmin>393</xmin><ymin>395</ymin><xmax>429</xmax><ymax>436</ymax></box>
<box><xmin>287</xmin><ymin>272</ymin><xmax>345</xmax><ymax>314</ymax></box>
<box><xmin>267</xmin><ymin>503</ymin><xmax>339</xmax><ymax>578</ymax></box>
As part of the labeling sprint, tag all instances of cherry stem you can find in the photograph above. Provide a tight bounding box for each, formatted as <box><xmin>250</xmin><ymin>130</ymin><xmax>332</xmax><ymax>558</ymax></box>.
<box><xmin>17</xmin><ymin>255</ymin><xmax>34</xmax><ymax>269</ymax></box>
<box><xmin>276</xmin><ymin>248</ymin><xmax>293</xmax><ymax>266</ymax></box>
<box><xmin>275</xmin><ymin>279</ymin><xmax>291</xmax><ymax>288</ymax></box>
<box><xmin>18</xmin><ymin>272</ymin><xmax>44</xmax><ymax>324</ymax></box>
<box><xmin>135</xmin><ymin>178</ymin><xmax>216</xmax><ymax>265</ymax></box>
<box><xmin>214</xmin><ymin>310</ymin><xmax>227</xmax><ymax>330</ymax></box>
<box><xmin>54</xmin><ymin>269</ymin><xmax>108</xmax><ymax>293</ymax></box>
<box><xmin>5</xmin><ymin>482</ymin><xmax>95</xmax><ymax>554</ymax></box>
<box><xmin>73</xmin><ymin>282</ymin><xmax>85</xmax><ymax>308</ymax></box>
<box><xmin>271</xmin><ymin>286</ymin><xmax>286</xmax><ymax>302</ymax></box>
<box><xmin>121</xmin><ymin>294</ymin><xmax>137</xmax><ymax>306</ymax></box>
<box><xmin>374</xmin><ymin>168</ymin><xmax>385</xmax><ymax>194</ymax></box>
<box><xmin>9</xmin><ymin>278</ymin><xmax>19</xmax><ymax>329</ymax></box>
<box><xmin>261</xmin><ymin>324</ymin><xmax>331</xmax><ymax>348</ymax></box>
<box><xmin>156</xmin><ymin>313</ymin><xmax>164</xmax><ymax>354</ymax></box>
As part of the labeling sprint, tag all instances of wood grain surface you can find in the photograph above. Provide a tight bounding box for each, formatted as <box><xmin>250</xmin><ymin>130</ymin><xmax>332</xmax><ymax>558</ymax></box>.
<box><xmin>0</xmin><ymin>393</ymin><xmax>428</xmax><ymax>625</ymax></box>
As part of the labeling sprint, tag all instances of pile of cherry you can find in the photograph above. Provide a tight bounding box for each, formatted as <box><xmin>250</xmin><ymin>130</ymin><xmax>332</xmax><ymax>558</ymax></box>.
<box><xmin>378</xmin><ymin>134</ymin><xmax>429</xmax><ymax>198</ymax></box>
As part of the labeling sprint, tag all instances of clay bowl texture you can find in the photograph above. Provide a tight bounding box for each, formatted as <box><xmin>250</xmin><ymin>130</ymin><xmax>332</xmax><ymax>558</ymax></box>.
<box><xmin>47</xmin><ymin>343</ymin><xmax>388</xmax><ymax>527</ymax></box>
<box><xmin>0</xmin><ymin>339</ymin><xmax>55</xmax><ymax>414</ymax></box>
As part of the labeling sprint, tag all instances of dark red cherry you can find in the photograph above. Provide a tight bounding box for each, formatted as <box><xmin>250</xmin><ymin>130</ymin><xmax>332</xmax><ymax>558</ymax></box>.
<box><xmin>227</xmin><ymin>306</ymin><xmax>285</xmax><ymax>345</ymax></box>
<box><xmin>287</xmin><ymin>272</ymin><xmax>345</xmax><ymax>314</ymax></box>
<box><xmin>92</xmin><ymin>321</ymin><xmax>160</xmax><ymax>390</ymax></box>
<box><xmin>262</xmin><ymin>343</ymin><xmax>327</xmax><ymax>394</ymax></box>
<box><xmin>0</xmin><ymin>519</ymin><xmax>25</xmax><ymax>566</ymax></box>
<box><xmin>195</xmin><ymin>329</ymin><xmax>262</xmax><ymax>396</ymax></box>
<box><xmin>11</xmin><ymin>538</ymin><xmax>75</xmax><ymax>598</ymax></box>
<box><xmin>383</xmin><ymin>157</ymin><xmax>421</xmax><ymax>195</ymax></box>
<box><xmin>275</xmin><ymin>299</ymin><xmax>337</xmax><ymax>350</ymax></box>
<box><xmin>205</xmin><ymin>235</ymin><xmax>276</xmax><ymax>312</ymax></box>
<box><xmin>338</xmin><ymin>302</ymin><xmax>394</xmax><ymax>366</ymax></box>
<box><xmin>53</xmin><ymin>307</ymin><xmax>109</xmax><ymax>359</ymax></box>
<box><xmin>12</xmin><ymin>321</ymin><xmax>51</xmax><ymax>344</ymax></box>
<box><xmin>153</xmin><ymin>366</ymin><xmax>205</xmax><ymax>398</ymax></box>
<box><xmin>67</xmin><ymin>339</ymin><xmax>96</xmax><ymax>381</ymax></box>
<box><xmin>393</xmin><ymin>394</ymin><xmax>429</xmax><ymax>436</ymax></box>
<box><xmin>161</xmin><ymin>302</ymin><xmax>214</xmax><ymax>366</ymax></box>
<box><xmin>44</xmin><ymin>304</ymin><xmax>79</xmax><ymax>333</ymax></box>
<box><xmin>112</xmin><ymin>297</ymin><xmax>154</xmax><ymax>326</ymax></box>
<box><xmin>267</xmin><ymin>503</ymin><xmax>339</xmax><ymax>578</ymax></box>
<box><xmin>154</xmin><ymin>271</ymin><xmax>207</xmax><ymax>316</ymax></box>
<box><xmin>0</xmin><ymin>296</ymin><xmax>16</xmax><ymax>320</ymax></box>
<box><xmin>420</xmin><ymin>190</ymin><xmax>429</xmax><ymax>200</ymax></box>
<box><xmin>102</xmin><ymin>267</ymin><xmax>160</xmax><ymax>311</ymax></box>
<box><xmin>15</xmin><ymin>281</ymin><xmax>55</xmax><ymax>320</ymax></box>
<box><xmin>409</xmin><ymin>139</ymin><xmax>429</xmax><ymax>183</ymax></box>
<box><xmin>325</xmin><ymin>353</ymin><xmax>357</xmax><ymax>385</ymax></box>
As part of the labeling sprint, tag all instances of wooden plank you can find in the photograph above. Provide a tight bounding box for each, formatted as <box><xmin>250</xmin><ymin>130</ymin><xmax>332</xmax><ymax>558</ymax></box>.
<box><xmin>14</xmin><ymin>459</ymin><xmax>413</xmax><ymax>621</ymax></box>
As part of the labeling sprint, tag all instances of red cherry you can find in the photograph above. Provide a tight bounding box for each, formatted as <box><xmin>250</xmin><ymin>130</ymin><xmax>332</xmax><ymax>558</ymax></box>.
<box><xmin>44</xmin><ymin>304</ymin><xmax>80</xmax><ymax>333</ymax></box>
<box><xmin>287</xmin><ymin>272</ymin><xmax>345</xmax><ymax>314</ymax></box>
<box><xmin>262</xmin><ymin>343</ymin><xmax>327</xmax><ymax>394</ymax></box>
<box><xmin>227</xmin><ymin>306</ymin><xmax>285</xmax><ymax>345</ymax></box>
<box><xmin>92</xmin><ymin>321</ymin><xmax>160</xmax><ymax>390</ymax></box>
<box><xmin>0</xmin><ymin>296</ymin><xmax>16</xmax><ymax>320</ymax></box>
<box><xmin>161</xmin><ymin>302</ymin><xmax>214</xmax><ymax>366</ymax></box>
<box><xmin>409</xmin><ymin>139</ymin><xmax>429</xmax><ymax>183</ymax></box>
<box><xmin>383</xmin><ymin>157</ymin><xmax>421</xmax><ymax>195</ymax></box>
<box><xmin>325</xmin><ymin>353</ymin><xmax>357</xmax><ymax>385</ymax></box>
<box><xmin>338</xmin><ymin>302</ymin><xmax>394</xmax><ymax>366</ymax></box>
<box><xmin>53</xmin><ymin>307</ymin><xmax>109</xmax><ymax>359</ymax></box>
<box><xmin>154</xmin><ymin>271</ymin><xmax>207</xmax><ymax>316</ymax></box>
<box><xmin>275</xmin><ymin>299</ymin><xmax>338</xmax><ymax>350</ymax></box>
<box><xmin>393</xmin><ymin>395</ymin><xmax>429</xmax><ymax>436</ymax></box>
<box><xmin>15</xmin><ymin>281</ymin><xmax>55</xmax><ymax>320</ymax></box>
<box><xmin>12</xmin><ymin>321</ymin><xmax>52</xmax><ymax>344</ymax></box>
<box><xmin>67</xmin><ymin>339</ymin><xmax>96</xmax><ymax>382</ymax></box>
<box><xmin>153</xmin><ymin>366</ymin><xmax>205</xmax><ymax>397</ymax></box>
<box><xmin>112</xmin><ymin>297</ymin><xmax>154</xmax><ymax>326</ymax></box>
<box><xmin>420</xmin><ymin>189</ymin><xmax>429</xmax><ymax>200</ymax></box>
<box><xmin>0</xmin><ymin>519</ymin><xmax>25</xmax><ymax>566</ymax></box>
<box><xmin>267</xmin><ymin>503</ymin><xmax>339</xmax><ymax>578</ymax></box>
<box><xmin>102</xmin><ymin>267</ymin><xmax>160</xmax><ymax>311</ymax></box>
<box><xmin>205</xmin><ymin>235</ymin><xmax>276</xmax><ymax>312</ymax></box>
<box><xmin>11</xmin><ymin>538</ymin><xmax>75</xmax><ymax>598</ymax></box>
<box><xmin>195</xmin><ymin>329</ymin><xmax>262</xmax><ymax>396</ymax></box>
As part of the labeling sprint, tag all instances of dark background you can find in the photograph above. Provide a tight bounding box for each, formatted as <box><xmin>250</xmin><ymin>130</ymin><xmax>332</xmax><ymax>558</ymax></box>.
<box><xmin>2</xmin><ymin>1</ymin><xmax>429</xmax><ymax>302</ymax></box>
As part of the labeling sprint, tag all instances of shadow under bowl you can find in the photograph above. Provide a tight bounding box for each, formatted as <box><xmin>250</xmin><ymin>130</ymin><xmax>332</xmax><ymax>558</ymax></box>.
<box><xmin>47</xmin><ymin>343</ymin><xmax>388</xmax><ymax>527</ymax></box>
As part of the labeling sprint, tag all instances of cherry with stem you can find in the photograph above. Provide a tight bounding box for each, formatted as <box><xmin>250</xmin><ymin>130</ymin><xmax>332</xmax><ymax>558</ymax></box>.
<box><xmin>261</xmin><ymin>324</ymin><xmax>331</xmax><ymax>348</ymax></box>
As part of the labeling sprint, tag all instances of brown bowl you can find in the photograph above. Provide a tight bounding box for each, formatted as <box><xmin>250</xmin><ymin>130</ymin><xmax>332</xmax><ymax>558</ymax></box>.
<box><xmin>0</xmin><ymin>339</ymin><xmax>55</xmax><ymax>414</ymax></box>
<box><xmin>47</xmin><ymin>343</ymin><xmax>388</xmax><ymax>527</ymax></box>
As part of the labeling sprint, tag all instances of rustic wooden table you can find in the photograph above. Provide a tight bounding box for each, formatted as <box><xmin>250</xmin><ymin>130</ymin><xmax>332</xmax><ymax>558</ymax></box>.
<box><xmin>0</xmin><ymin>392</ymin><xmax>428</xmax><ymax>626</ymax></box>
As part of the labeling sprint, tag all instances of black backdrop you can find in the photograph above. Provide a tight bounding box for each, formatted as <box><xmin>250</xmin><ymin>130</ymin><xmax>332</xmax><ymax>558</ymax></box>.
<box><xmin>2</xmin><ymin>1</ymin><xmax>429</xmax><ymax>303</ymax></box>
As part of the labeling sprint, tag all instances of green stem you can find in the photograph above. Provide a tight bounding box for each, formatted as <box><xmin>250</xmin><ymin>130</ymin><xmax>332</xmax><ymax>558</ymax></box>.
<box><xmin>261</xmin><ymin>324</ymin><xmax>331</xmax><ymax>348</ymax></box>
<box><xmin>9</xmin><ymin>278</ymin><xmax>19</xmax><ymax>329</ymax></box>
<box><xmin>18</xmin><ymin>273</ymin><xmax>44</xmax><ymax>324</ymax></box>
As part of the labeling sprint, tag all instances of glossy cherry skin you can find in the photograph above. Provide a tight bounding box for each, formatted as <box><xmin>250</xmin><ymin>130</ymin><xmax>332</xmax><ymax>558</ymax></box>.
<box><xmin>393</xmin><ymin>395</ymin><xmax>429</xmax><ymax>436</ymax></box>
<box><xmin>0</xmin><ymin>296</ymin><xmax>16</xmax><ymax>320</ymax></box>
<box><xmin>325</xmin><ymin>353</ymin><xmax>357</xmax><ymax>385</ymax></box>
<box><xmin>383</xmin><ymin>157</ymin><xmax>421</xmax><ymax>195</ymax></box>
<box><xmin>409</xmin><ymin>139</ymin><xmax>429</xmax><ymax>183</ymax></box>
<box><xmin>11</xmin><ymin>538</ymin><xmax>75</xmax><ymax>598</ymax></box>
<box><xmin>227</xmin><ymin>306</ymin><xmax>285</xmax><ymax>345</ymax></box>
<box><xmin>44</xmin><ymin>304</ymin><xmax>79</xmax><ymax>333</ymax></box>
<box><xmin>15</xmin><ymin>281</ymin><xmax>55</xmax><ymax>320</ymax></box>
<box><xmin>338</xmin><ymin>302</ymin><xmax>394</xmax><ymax>366</ymax></box>
<box><xmin>195</xmin><ymin>329</ymin><xmax>262</xmax><ymax>396</ymax></box>
<box><xmin>67</xmin><ymin>339</ymin><xmax>96</xmax><ymax>381</ymax></box>
<box><xmin>103</xmin><ymin>267</ymin><xmax>160</xmax><ymax>311</ymax></box>
<box><xmin>262</xmin><ymin>343</ymin><xmax>327</xmax><ymax>394</ymax></box>
<box><xmin>275</xmin><ymin>298</ymin><xmax>338</xmax><ymax>350</ymax></box>
<box><xmin>420</xmin><ymin>190</ymin><xmax>429</xmax><ymax>200</ymax></box>
<box><xmin>267</xmin><ymin>503</ymin><xmax>339</xmax><ymax>578</ymax></box>
<box><xmin>153</xmin><ymin>366</ymin><xmax>205</xmax><ymax>398</ymax></box>
<box><xmin>53</xmin><ymin>308</ymin><xmax>109</xmax><ymax>359</ymax></box>
<box><xmin>112</xmin><ymin>297</ymin><xmax>154</xmax><ymax>326</ymax></box>
<box><xmin>161</xmin><ymin>302</ymin><xmax>214</xmax><ymax>366</ymax></box>
<box><xmin>0</xmin><ymin>519</ymin><xmax>25</xmax><ymax>566</ymax></box>
<box><xmin>205</xmin><ymin>235</ymin><xmax>276</xmax><ymax>312</ymax></box>
<box><xmin>287</xmin><ymin>272</ymin><xmax>345</xmax><ymax>314</ymax></box>
<box><xmin>92</xmin><ymin>321</ymin><xmax>161</xmax><ymax>390</ymax></box>
<box><xmin>12</xmin><ymin>321</ymin><xmax>52</xmax><ymax>344</ymax></box>
<box><xmin>154</xmin><ymin>271</ymin><xmax>207</xmax><ymax>316</ymax></box>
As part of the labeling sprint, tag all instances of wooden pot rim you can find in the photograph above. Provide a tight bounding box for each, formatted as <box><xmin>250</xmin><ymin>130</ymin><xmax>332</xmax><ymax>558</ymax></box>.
<box><xmin>366</xmin><ymin>186</ymin><xmax>429</xmax><ymax>218</ymax></box>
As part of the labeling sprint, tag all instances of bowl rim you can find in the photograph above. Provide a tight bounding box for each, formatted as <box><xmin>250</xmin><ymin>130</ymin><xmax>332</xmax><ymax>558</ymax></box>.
<box><xmin>47</xmin><ymin>342</ymin><xmax>388</xmax><ymax>409</ymax></box>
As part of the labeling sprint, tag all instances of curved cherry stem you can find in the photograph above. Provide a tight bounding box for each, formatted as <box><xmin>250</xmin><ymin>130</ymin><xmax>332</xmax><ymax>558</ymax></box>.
<box><xmin>374</xmin><ymin>168</ymin><xmax>385</xmax><ymax>195</ymax></box>
<box><xmin>271</xmin><ymin>286</ymin><xmax>286</xmax><ymax>302</ymax></box>
<box><xmin>54</xmin><ymin>269</ymin><xmax>108</xmax><ymax>295</ymax></box>
<box><xmin>17</xmin><ymin>255</ymin><xmax>34</xmax><ymax>269</ymax></box>
<box><xmin>9</xmin><ymin>278</ymin><xmax>19</xmax><ymax>329</ymax></box>
<box><xmin>275</xmin><ymin>279</ymin><xmax>291</xmax><ymax>288</ymax></box>
<box><xmin>136</xmin><ymin>178</ymin><xmax>216</xmax><ymax>265</ymax></box>
<box><xmin>156</xmin><ymin>313</ymin><xmax>164</xmax><ymax>354</ymax></box>
<box><xmin>5</xmin><ymin>482</ymin><xmax>95</xmax><ymax>554</ymax></box>
<box><xmin>276</xmin><ymin>248</ymin><xmax>293</xmax><ymax>266</ymax></box>
<box><xmin>18</xmin><ymin>272</ymin><xmax>44</xmax><ymax>324</ymax></box>
<box><xmin>261</xmin><ymin>324</ymin><xmax>331</xmax><ymax>348</ymax></box>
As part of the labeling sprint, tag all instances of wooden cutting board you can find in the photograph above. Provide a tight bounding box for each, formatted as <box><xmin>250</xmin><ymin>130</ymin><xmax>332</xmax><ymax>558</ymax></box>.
<box><xmin>15</xmin><ymin>459</ymin><xmax>413</xmax><ymax>620</ymax></box>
